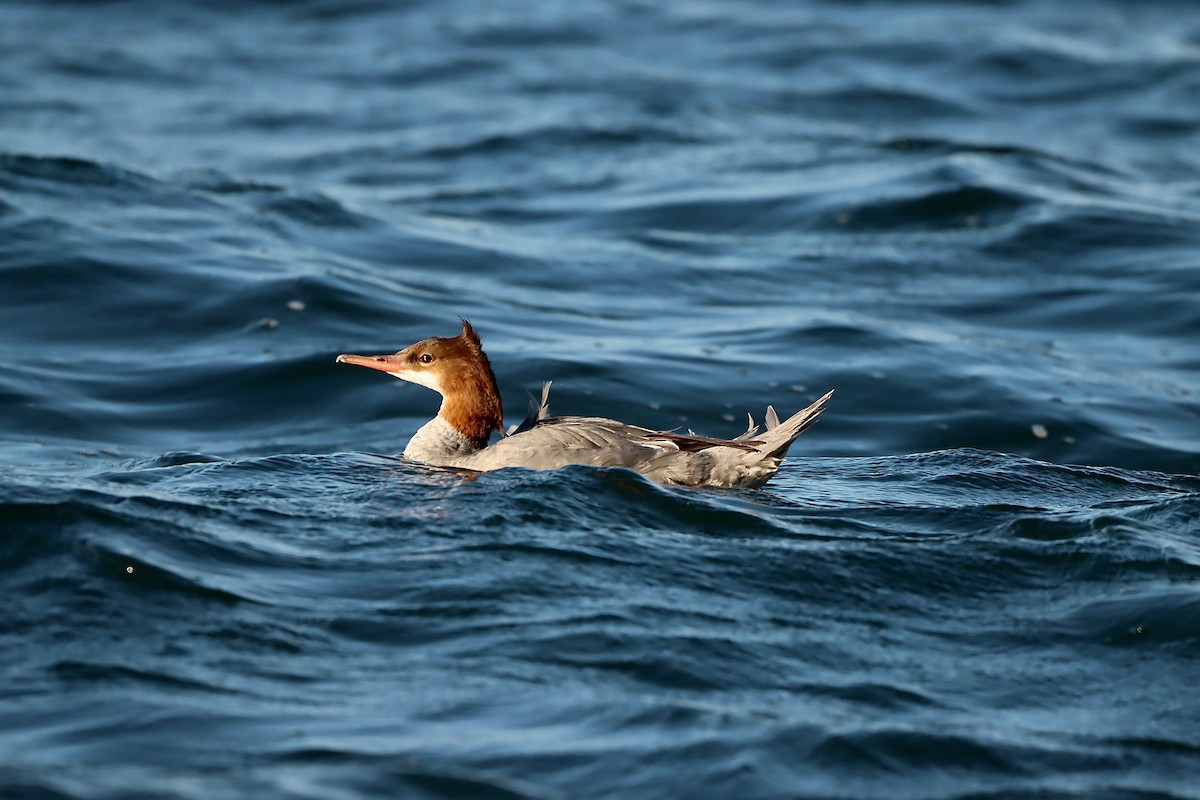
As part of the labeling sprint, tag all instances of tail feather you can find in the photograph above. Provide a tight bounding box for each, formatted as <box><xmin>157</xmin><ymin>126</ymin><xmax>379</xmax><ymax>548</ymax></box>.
<box><xmin>508</xmin><ymin>380</ymin><xmax>553</xmax><ymax>436</ymax></box>
<box><xmin>536</xmin><ymin>380</ymin><xmax>552</xmax><ymax>419</ymax></box>
<box><xmin>754</xmin><ymin>390</ymin><xmax>834</xmax><ymax>458</ymax></box>
<box><xmin>733</xmin><ymin>412</ymin><xmax>760</xmax><ymax>440</ymax></box>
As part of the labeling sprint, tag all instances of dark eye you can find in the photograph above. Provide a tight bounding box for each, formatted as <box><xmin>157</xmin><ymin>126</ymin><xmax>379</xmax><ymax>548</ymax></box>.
<box><xmin>419</xmin><ymin>353</ymin><xmax>434</xmax><ymax>364</ymax></box>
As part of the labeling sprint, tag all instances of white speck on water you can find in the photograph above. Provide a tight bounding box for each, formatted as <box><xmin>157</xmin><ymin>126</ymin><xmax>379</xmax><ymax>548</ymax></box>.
<box><xmin>1031</xmin><ymin>424</ymin><xmax>1049</xmax><ymax>439</ymax></box>
<box><xmin>287</xmin><ymin>299</ymin><xmax>306</xmax><ymax>312</ymax></box>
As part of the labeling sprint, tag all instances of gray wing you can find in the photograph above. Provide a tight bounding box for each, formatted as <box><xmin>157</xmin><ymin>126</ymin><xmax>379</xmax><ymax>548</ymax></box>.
<box><xmin>464</xmin><ymin>416</ymin><xmax>690</xmax><ymax>471</ymax></box>
<box><xmin>461</xmin><ymin>415</ymin><xmax>763</xmax><ymax>488</ymax></box>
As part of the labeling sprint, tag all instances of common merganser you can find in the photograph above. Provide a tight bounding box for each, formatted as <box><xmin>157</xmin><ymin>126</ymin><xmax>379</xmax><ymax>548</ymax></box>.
<box><xmin>336</xmin><ymin>320</ymin><xmax>833</xmax><ymax>489</ymax></box>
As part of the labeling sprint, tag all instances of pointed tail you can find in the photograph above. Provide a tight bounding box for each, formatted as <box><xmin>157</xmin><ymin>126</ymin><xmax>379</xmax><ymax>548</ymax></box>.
<box><xmin>753</xmin><ymin>390</ymin><xmax>834</xmax><ymax>458</ymax></box>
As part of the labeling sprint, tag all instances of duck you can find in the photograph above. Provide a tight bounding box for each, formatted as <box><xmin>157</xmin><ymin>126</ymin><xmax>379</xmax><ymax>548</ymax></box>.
<box><xmin>336</xmin><ymin>320</ymin><xmax>832</xmax><ymax>488</ymax></box>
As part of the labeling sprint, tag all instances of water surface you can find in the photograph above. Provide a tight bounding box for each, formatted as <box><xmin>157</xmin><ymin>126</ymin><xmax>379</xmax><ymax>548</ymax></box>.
<box><xmin>2</xmin><ymin>1</ymin><xmax>1199</xmax><ymax>797</ymax></box>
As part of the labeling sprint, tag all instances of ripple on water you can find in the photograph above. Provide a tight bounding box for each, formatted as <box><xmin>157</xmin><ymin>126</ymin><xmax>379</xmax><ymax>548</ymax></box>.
<box><xmin>3</xmin><ymin>0</ymin><xmax>1200</xmax><ymax>797</ymax></box>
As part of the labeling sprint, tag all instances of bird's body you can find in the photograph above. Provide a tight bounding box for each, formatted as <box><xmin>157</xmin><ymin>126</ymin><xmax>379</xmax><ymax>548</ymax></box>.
<box><xmin>337</xmin><ymin>321</ymin><xmax>832</xmax><ymax>489</ymax></box>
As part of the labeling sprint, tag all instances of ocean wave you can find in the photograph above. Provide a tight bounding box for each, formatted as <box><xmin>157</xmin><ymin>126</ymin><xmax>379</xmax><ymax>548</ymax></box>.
<box><xmin>4</xmin><ymin>0</ymin><xmax>1200</xmax><ymax>796</ymax></box>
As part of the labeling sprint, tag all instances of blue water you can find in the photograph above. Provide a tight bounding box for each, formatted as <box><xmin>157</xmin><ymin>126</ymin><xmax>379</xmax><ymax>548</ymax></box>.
<box><xmin>3</xmin><ymin>1</ymin><xmax>1200</xmax><ymax>797</ymax></box>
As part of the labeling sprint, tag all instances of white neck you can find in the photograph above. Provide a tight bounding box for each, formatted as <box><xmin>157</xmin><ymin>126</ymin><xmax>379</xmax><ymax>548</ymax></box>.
<box><xmin>403</xmin><ymin>415</ymin><xmax>484</xmax><ymax>466</ymax></box>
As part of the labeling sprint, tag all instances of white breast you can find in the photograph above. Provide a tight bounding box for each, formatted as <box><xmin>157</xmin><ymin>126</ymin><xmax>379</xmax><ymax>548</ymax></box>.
<box><xmin>403</xmin><ymin>416</ymin><xmax>480</xmax><ymax>465</ymax></box>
